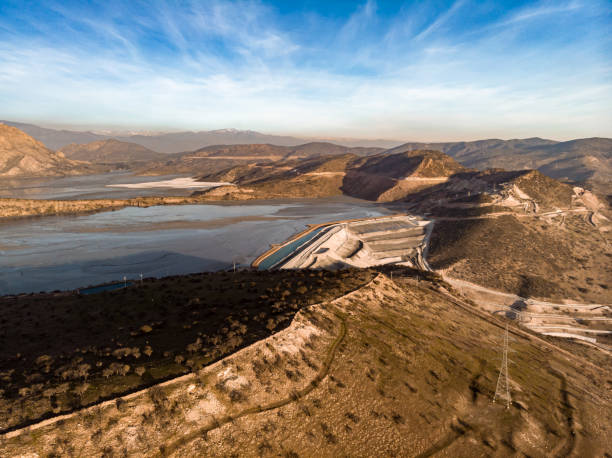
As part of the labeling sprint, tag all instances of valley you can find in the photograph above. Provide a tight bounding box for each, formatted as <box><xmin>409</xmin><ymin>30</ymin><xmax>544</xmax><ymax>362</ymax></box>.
<box><xmin>1</xmin><ymin>122</ymin><xmax>610</xmax><ymax>457</ymax></box>
<box><xmin>2</xmin><ymin>3</ymin><xmax>610</xmax><ymax>455</ymax></box>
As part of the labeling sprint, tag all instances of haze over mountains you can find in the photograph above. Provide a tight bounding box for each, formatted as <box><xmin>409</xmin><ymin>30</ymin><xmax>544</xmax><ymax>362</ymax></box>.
<box><xmin>1</xmin><ymin>121</ymin><xmax>611</xmax><ymax>198</ymax></box>
<box><xmin>1</xmin><ymin>120</ymin><xmax>401</xmax><ymax>152</ymax></box>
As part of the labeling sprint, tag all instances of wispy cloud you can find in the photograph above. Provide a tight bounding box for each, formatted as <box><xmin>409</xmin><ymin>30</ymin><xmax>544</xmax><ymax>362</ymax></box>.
<box><xmin>0</xmin><ymin>0</ymin><xmax>610</xmax><ymax>140</ymax></box>
<box><xmin>414</xmin><ymin>0</ymin><xmax>466</xmax><ymax>41</ymax></box>
<box><xmin>503</xmin><ymin>0</ymin><xmax>583</xmax><ymax>25</ymax></box>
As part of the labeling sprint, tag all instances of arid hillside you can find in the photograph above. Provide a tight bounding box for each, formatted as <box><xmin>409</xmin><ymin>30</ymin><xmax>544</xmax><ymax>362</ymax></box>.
<box><xmin>342</xmin><ymin>150</ymin><xmax>468</xmax><ymax>201</ymax></box>
<box><xmin>386</xmin><ymin>167</ymin><xmax>612</xmax><ymax>302</ymax></box>
<box><xmin>195</xmin><ymin>153</ymin><xmax>358</xmax><ymax>199</ymax></box>
<box><xmin>389</xmin><ymin>137</ymin><xmax>612</xmax><ymax>197</ymax></box>
<box><xmin>196</xmin><ymin>150</ymin><xmax>467</xmax><ymax>202</ymax></box>
<box><xmin>429</xmin><ymin>214</ymin><xmax>611</xmax><ymax>303</ymax></box>
<box><xmin>1</xmin><ymin>270</ymin><xmax>610</xmax><ymax>456</ymax></box>
<box><xmin>59</xmin><ymin>139</ymin><xmax>166</xmax><ymax>165</ymax></box>
<box><xmin>0</xmin><ymin>269</ymin><xmax>375</xmax><ymax>433</ymax></box>
<box><xmin>137</xmin><ymin>142</ymin><xmax>382</xmax><ymax>176</ymax></box>
<box><xmin>0</xmin><ymin>124</ymin><xmax>96</xmax><ymax>177</ymax></box>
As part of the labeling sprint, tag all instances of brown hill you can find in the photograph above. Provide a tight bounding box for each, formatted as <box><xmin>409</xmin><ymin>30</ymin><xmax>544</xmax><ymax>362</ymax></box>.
<box><xmin>138</xmin><ymin>142</ymin><xmax>383</xmax><ymax>176</ymax></box>
<box><xmin>342</xmin><ymin>150</ymin><xmax>468</xmax><ymax>201</ymax></box>
<box><xmin>0</xmin><ymin>123</ymin><xmax>91</xmax><ymax>177</ymax></box>
<box><xmin>197</xmin><ymin>154</ymin><xmax>358</xmax><ymax>199</ymax></box>
<box><xmin>197</xmin><ymin>149</ymin><xmax>468</xmax><ymax>202</ymax></box>
<box><xmin>388</xmin><ymin>168</ymin><xmax>612</xmax><ymax>302</ymax></box>
<box><xmin>59</xmin><ymin>139</ymin><xmax>165</xmax><ymax>165</ymax></box>
<box><xmin>1</xmin><ymin>270</ymin><xmax>610</xmax><ymax>456</ymax></box>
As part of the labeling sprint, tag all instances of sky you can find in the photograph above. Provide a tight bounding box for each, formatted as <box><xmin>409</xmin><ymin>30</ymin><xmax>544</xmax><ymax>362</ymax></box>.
<box><xmin>0</xmin><ymin>0</ymin><xmax>610</xmax><ymax>141</ymax></box>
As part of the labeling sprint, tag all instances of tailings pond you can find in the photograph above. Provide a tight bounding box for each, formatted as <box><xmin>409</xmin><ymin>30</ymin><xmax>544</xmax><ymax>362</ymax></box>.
<box><xmin>1</xmin><ymin>197</ymin><xmax>393</xmax><ymax>294</ymax></box>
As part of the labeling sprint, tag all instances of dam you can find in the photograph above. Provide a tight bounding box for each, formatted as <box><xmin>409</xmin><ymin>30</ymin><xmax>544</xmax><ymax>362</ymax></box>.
<box><xmin>254</xmin><ymin>215</ymin><xmax>432</xmax><ymax>271</ymax></box>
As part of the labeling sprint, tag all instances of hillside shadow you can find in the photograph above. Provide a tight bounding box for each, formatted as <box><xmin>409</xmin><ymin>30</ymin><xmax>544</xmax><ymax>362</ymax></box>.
<box><xmin>1</xmin><ymin>250</ymin><xmax>230</xmax><ymax>295</ymax></box>
<box><xmin>341</xmin><ymin>163</ymin><xmax>531</xmax><ymax>204</ymax></box>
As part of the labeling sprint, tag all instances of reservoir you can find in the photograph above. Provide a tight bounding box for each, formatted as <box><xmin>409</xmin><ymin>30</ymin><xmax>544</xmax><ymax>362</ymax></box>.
<box><xmin>0</xmin><ymin>197</ymin><xmax>393</xmax><ymax>294</ymax></box>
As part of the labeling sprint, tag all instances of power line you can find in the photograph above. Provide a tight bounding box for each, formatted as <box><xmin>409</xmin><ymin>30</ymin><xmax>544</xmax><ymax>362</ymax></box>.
<box><xmin>493</xmin><ymin>323</ymin><xmax>511</xmax><ymax>408</ymax></box>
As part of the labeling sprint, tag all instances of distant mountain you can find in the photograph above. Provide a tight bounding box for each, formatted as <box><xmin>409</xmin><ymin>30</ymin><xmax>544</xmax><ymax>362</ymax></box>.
<box><xmin>1</xmin><ymin>121</ymin><xmax>400</xmax><ymax>153</ymax></box>
<box><xmin>59</xmin><ymin>139</ymin><xmax>166</xmax><ymax>165</ymax></box>
<box><xmin>388</xmin><ymin>137</ymin><xmax>612</xmax><ymax>196</ymax></box>
<box><xmin>0</xmin><ymin>123</ymin><xmax>95</xmax><ymax>177</ymax></box>
<box><xmin>120</xmin><ymin>130</ymin><xmax>311</xmax><ymax>153</ymax></box>
<box><xmin>4</xmin><ymin>120</ymin><xmax>609</xmax><ymax>195</ymax></box>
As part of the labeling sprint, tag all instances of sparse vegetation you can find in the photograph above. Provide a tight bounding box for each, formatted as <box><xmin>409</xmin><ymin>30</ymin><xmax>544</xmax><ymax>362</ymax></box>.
<box><xmin>1</xmin><ymin>273</ymin><xmax>609</xmax><ymax>457</ymax></box>
<box><xmin>0</xmin><ymin>268</ymin><xmax>374</xmax><ymax>431</ymax></box>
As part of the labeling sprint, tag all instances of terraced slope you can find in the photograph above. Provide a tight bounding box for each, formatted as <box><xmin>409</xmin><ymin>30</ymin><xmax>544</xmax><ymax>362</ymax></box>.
<box><xmin>2</xmin><ymin>273</ymin><xmax>610</xmax><ymax>456</ymax></box>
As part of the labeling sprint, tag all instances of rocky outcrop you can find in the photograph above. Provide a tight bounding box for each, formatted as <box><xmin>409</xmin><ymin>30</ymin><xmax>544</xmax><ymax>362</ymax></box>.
<box><xmin>0</xmin><ymin>123</ymin><xmax>88</xmax><ymax>177</ymax></box>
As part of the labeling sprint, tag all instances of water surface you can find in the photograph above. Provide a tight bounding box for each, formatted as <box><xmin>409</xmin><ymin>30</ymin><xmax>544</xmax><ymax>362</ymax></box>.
<box><xmin>0</xmin><ymin>172</ymin><xmax>201</xmax><ymax>200</ymax></box>
<box><xmin>0</xmin><ymin>197</ymin><xmax>392</xmax><ymax>294</ymax></box>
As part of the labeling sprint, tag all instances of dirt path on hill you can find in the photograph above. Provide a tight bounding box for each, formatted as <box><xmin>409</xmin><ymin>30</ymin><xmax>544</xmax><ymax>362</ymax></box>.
<box><xmin>158</xmin><ymin>309</ymin><xmax>348</xmax><ymax>457</ymax></box>
<box><xmin>0</xmin><ymin>274</ymin><xmax>384</xmax><ymax>442</ymax></box>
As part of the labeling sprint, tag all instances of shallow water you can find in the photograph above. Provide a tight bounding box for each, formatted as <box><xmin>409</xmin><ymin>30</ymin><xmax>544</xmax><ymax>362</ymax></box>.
<box><xmin>0</xmin><ymin>172</ymin><xmax>202</xmax><ymax>200</ymax></box>
<box><xmin>0</xmin><ymin>197</ymin><xmax>393</xmax><ymax>294</ymax></box>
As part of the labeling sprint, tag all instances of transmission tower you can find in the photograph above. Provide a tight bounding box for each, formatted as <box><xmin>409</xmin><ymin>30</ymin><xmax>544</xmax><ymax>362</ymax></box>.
<box><xmin>493</xmin><ymin>324</ymin><xmax>511</xmax><ymax>408</ymax></box>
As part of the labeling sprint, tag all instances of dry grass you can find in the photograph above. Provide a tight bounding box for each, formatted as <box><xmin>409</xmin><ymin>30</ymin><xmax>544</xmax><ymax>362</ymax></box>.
<box><xmin>1</xmin><ymin>272</ymin><xmax>610</xmax><ymax>457</ymax></box>
<box><xmin>0</xmin><ymin>268</ymin><xmax>374</xmax><ymax>431</ymax></box>
<box><xmin>428</xmin><ymin>215</ymin><xmax>612</xmax><ymax>302</ymax></box>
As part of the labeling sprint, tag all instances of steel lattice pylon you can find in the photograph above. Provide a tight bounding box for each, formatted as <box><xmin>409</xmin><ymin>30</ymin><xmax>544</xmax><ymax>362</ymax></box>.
<box><xmin>493</xmin><ymin>324</ymin><xmax>511</xmax><ymax>408</ymax></box>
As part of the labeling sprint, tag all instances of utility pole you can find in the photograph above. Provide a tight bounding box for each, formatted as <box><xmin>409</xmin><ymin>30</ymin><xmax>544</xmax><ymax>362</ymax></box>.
<box><xmin>493</xmin><ymin>324</ymin><xmax>511</xmax><ymax>408</ymax></box>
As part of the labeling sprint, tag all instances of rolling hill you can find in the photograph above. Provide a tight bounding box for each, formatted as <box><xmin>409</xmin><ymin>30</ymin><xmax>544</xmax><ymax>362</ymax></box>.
<box><xmin>4</xmin><ymin>121</ymin><xmax>609</xmax><ymax>197</ymax></box>
<box><xmin>59</xmin><ymin>139</ymin><xmax>166</xmax><ymax>165</ymax></box>
<box><xmin>196</xmin><ymin>149</ymin><xmax>469</xmax><ymax>202</ymax></box>
<box><xmin>137</xmin><ymin>142</ymin><xmax>383</xmax><ymax>176</ymax></box>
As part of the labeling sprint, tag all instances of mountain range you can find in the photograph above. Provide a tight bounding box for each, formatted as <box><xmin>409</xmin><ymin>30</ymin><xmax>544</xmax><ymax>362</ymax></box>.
<box><xmin>1</xmin><ymin>121</ymin><xmax>401</xmax><ymax>152</ymax></box>
<box><xmin>1</xmin><ymin>121</ymin><xmax>610</xmax><ymax>197</ymax></box>
<box><xmin>390</xmin><ymin>137</ymin><xmax>612</xmax><ymax>196</ymax></box>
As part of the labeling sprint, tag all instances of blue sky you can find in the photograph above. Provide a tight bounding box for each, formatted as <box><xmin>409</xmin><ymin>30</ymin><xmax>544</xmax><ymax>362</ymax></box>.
<box><xmin>0</xmin><ymin>0</ymin><xmax>610</xmax><ymax>140</ymax></box>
